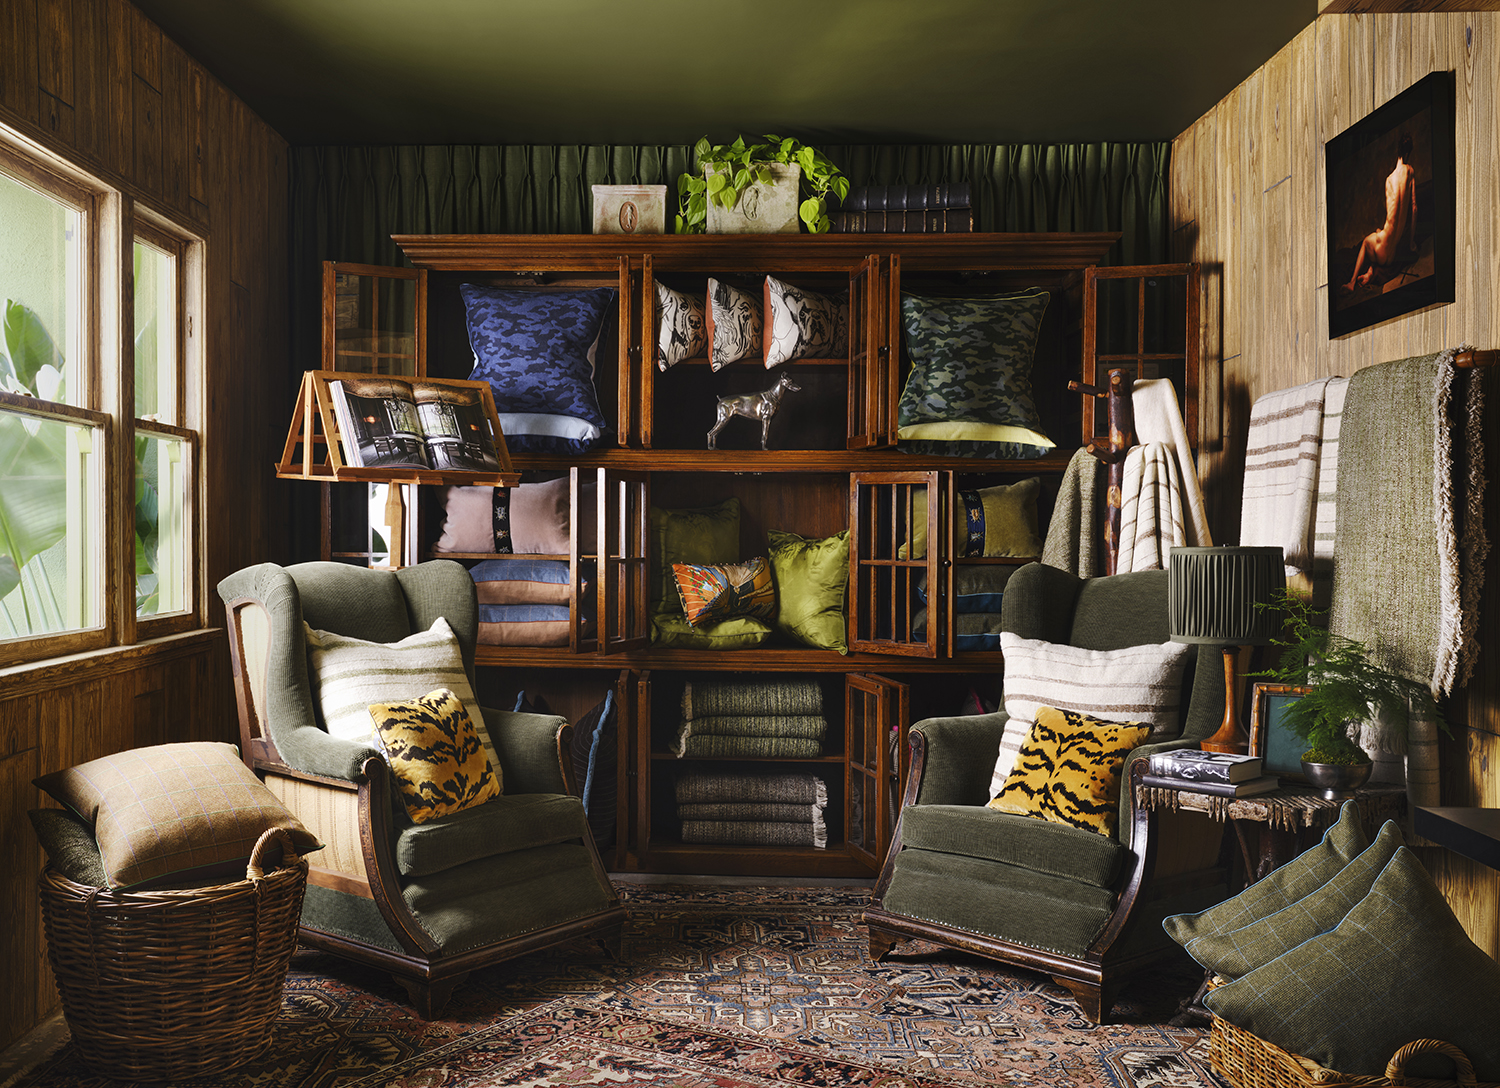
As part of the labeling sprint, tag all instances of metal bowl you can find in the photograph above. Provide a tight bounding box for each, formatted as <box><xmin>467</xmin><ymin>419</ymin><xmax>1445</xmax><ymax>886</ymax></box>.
<box><xmin>1300</xmin><ymin>759</ymin><xmax>1372</xmax><ymax>800</ymax></box>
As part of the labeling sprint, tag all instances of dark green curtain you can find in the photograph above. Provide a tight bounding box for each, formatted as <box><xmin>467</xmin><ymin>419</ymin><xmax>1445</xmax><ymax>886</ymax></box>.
<box><xmin>288</xmin><ymin>141</ymin><xmax>1170</xmax><ymax>370</ymax></box>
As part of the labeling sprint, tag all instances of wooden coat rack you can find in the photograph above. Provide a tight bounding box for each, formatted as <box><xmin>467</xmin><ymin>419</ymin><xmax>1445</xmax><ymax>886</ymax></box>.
<box><xmin>1070</xmin><ymin>368</ymin><xmax>1137</xmax><ymax>576</ymax></box>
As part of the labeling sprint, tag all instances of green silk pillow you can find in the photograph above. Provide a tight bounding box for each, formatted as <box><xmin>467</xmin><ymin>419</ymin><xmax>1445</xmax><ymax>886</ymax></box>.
<box><xmin>897</xmin><ymin>288</ymin><xmax>1055</xmax><ymax>450</ymax></box>
<box><xmin>1185</xmin><ymin>820</ymin><xmax>1405</xmax><ymax>980</ymax></box>
<box><xmin>368</xmin><ymin>687</ymin><xmax>501</xmax><ymax>825</ymax></box>
<box><xmin>768</xmin><ymin>528</ymin><xmax>850</xmax><ymax>654</ymax></box>
<box><xmin>1205</xmin><ymin>847</ymin><xmax>1500</xmax><ymax>1080</ymax></box>
<box><xmin>650</xmin><ymin>498</ymin><xmax>741</xmax><ymax>617</ymax></box>
<box><xmin>1164</xmin><ymin>800</ymin><xmax>1370</xmax><ymax>947</ymax></box>
<box><xmin>651</xmin><ymin>612</ymin><xmax>772</xmax><ymax>649</ymax></box>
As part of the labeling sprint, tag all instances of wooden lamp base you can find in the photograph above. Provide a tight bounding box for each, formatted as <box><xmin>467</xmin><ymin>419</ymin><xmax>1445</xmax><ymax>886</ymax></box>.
<box><xmin>1200</xmin><ymin>645</ymin><xmax>1249</xmax><ymax>754</ymax></box>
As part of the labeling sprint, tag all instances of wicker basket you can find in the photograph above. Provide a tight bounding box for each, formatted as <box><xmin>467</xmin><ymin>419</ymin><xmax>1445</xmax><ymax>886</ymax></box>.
<box><xmin>38</xmin><ymin>827</ymin><xmax>308</xmax><ymax>1081</ymax></box>
<box><xmin>1210</xmin><ymin>1012</ymin><xmax>1500</xmax><ymax>1088</ymax></box>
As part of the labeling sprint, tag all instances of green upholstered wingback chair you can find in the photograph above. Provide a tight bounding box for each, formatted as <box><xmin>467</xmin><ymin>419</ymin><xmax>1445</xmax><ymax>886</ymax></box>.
<box><xmin>217</xmin><ymin>560</ymin><xmax>625</xmax><ymax>1018</ymax></box>
<box><xmin>862</xmin><ymin>562</ymin><xmax>1229</xmax><ymax>1023</ymax></box>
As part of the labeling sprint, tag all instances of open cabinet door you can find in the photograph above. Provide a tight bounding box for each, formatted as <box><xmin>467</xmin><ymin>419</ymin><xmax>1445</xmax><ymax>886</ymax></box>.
<box><xmin>321</xmin><ymin>261</ymin><xmax>426</xmax><ymax>377</ymax></box>
<box><xmin>849</xmin><ymin>471</ymin><xmax>944</xmax><ymax>657</ymax></box>
<box><xmin>846</xmin><ymin>254</ymin><xmax>892</xmax><ymax>449</ymax></box>
<box><xmin>598</xmin><ymin>467</ymin><xmax>651</xmax><ymax>654</ymax></box>
<box><xmin>845</xmin><ymin>673</ymin><xmax>910</xmax><ymax>872</ymax></box>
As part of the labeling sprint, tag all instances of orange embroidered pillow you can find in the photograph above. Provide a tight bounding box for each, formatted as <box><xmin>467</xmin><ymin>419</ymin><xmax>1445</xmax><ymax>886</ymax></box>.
<box><xmin>672</xmin><ymin>557</ymin><xmax>776</xmax><ymax>628</ymax></box>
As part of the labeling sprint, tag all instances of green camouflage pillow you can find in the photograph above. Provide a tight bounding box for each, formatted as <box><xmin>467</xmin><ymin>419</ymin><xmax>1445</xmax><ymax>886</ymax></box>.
<box><xmin>1164</xmin><ymin>800</ymin><xmax>1369</xmax><ymax>946</ymax></box>
<box><xmin>1205</xmin><ymin>847</ymin><xmax>1500</xmax><ymax>1079</ymax></box>
<box><xmin>1185</xmin><ymin>820</ymin><xmax>1405</xmax><ymax>979</ymax></box>
<box><xmin>897</xmin><ymin>288</ymin><xmax>1054</xmax><ymax>451</ymax></box>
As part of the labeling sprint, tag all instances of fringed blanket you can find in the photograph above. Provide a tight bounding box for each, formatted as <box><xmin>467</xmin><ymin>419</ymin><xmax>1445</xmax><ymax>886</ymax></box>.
<box><xmin>681</xmin><ymin>679</ymin><xmax>824</xmax><ymax>719</ymax></box>
<box><xmin>680</xmin><ymin>820</ymin><xmax>827</xmax><ymax>848</ymax></box>
<box><xmin>674</xmin><ymin>771</ymin><xmax>827</xmax><ymax>806</ymax></box>
<box><xmin>1310</xmin><ymin>376</ymin><xmax>1350</xmax><ymax>609</ymax></box>
<box><xmin>1240</xmin><ymin>377</ymin><xmax>1329</xmax><ymax>583</ymax></box>
<box><xmin>1041</xmin><ymin>446</ymin><xmax>1104</xmax><ymax>577</ymax></box>
<box><xmin>1116</xmin><ymin>442</ymin><xmax>1185</xmax><ymax>572</ymax></box>
<box><xmin>1329</xmin><ymin>347</ymin><xmax>1486</xmax><ymax>702</ymax></box>
<box><xmin>1133</xmin><ymin>378</ymin><xmax>1212</xmax><ymax>547</ymax></box>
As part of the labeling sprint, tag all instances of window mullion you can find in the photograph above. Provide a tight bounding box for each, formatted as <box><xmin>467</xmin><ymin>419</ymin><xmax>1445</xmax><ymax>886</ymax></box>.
<box><xmin>99</xmin><ymin>192</ymin><xmax>134</xmax><ymax>645</ymax></box>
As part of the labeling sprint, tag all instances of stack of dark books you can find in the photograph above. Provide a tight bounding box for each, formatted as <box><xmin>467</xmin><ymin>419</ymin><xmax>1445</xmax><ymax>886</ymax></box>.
<box><xmin>1142</xmin><ymin>750</ymin><xmax>1281</xmax><ymax>797</ymax></box>
<box><xmin>830</xmin><ymin>183</ymin><xmax>973</xmax><ymax>233</ymax></box>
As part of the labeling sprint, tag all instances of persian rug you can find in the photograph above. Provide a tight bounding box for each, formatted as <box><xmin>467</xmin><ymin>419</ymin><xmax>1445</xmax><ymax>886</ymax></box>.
<box><xmin>14</xmin><ymin>884</ymin><xmax>1220</xmax><ymax>1088</ymax></box>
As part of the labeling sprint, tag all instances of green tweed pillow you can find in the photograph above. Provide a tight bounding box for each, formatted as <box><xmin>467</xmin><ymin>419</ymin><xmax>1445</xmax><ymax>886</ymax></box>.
<box><xmin>28</xmin><ymin>808</ymin><xmax>108</xmax><ymax>887</ymax></box>
<box><xmin>897</xmin><ymin>288</ymin><xmax>1055</xmax><ymax>450</ymax></box>
<box><xmin>1164</xmin><ymin>800</ymin><xmax>1369</xmax><ymax>947</ymax></box>
<box><xmin>1186</xmin><ymin>820</ymin><xmax>1405</xmax><ymax>980</ymax></box>
<box><xmin>368</xmin><ymin>687</ymin><xmax>501</xmax><ymax>825</ymax></box>
<box><xmin>651</xmin><ymin>612</ymin><xmax>771</xmax><ymax>649</ymax></box>
<box><xmin>33</xmin><ymin>742</ymin><xmax>322</xmax><ymax>889</ymax></box>
<box><xmin>768</xmin><ymin>528</ymin><xmax>849</xmax><ymax>654</ymax></box>
<box><xmin>304</xmin><ymin>616</ymin><xmax>499</xmax><ymax>772</ymax></box>
<box><xmin>1205</xmin><ymin>847</ymin><xmax>1500</xmax><ymax>1079</ymax></box>
<box><xmin>650</xmin><ymin>497</ymin><xmax>741</xmax><ymax>617</ymax></box>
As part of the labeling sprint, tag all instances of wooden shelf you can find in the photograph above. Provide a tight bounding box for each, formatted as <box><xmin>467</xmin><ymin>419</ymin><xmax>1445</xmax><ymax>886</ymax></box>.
<box><xmin>509</xmin><ymin>448</ymin><xmax>1076</xmax><ymax>474</ymax></box>
<box><xmin>475</xmin><ymin>644</ymin><xmax>1003</xmax><ymax>672</ymax></box>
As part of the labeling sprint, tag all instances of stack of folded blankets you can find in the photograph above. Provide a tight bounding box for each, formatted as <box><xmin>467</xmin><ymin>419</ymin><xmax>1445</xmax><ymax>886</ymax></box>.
<box><xmin>672</xmin><ymin>678</ymin><xmax>828</xmax><ymax>759</ymax></box>
<box><xmin>674</xmin><ymin>770</ymin><xmax>827</xmax><ymax>848</ymax></box>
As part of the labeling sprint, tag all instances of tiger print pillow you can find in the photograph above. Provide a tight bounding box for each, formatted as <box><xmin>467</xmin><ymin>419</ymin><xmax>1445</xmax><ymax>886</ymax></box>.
<box><xmin>368</xmin><ymin>688</ymin><xmax>501</xmax><ymax>825</ymax></box>
<box><xmin>988</xmin><ymin>705</ymin><xmax>1150</xmax><ymax>838</ymax></box>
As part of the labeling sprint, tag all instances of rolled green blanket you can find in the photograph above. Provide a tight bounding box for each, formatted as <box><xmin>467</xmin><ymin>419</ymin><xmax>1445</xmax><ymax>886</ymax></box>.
<box><xmin>681</xmin><ymin>678</ymin><xmax>824</xmax><ymax>720</ymax></box>
<box><xmin>674</xmin><ymin>771</ymin><xmax>827</xmax><ymax>806</ymax></box>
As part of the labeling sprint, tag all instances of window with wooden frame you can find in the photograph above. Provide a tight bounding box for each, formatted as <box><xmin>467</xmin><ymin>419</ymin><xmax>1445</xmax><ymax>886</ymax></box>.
<box><xmin>0</xmin><ymin>129</ymin><xmax>203</xmax><ymax>665</ymax></box>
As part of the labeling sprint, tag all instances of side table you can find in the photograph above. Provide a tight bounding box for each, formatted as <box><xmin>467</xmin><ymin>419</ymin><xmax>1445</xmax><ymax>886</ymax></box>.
<box><xmin>1412</xmin><ymin>806</ymin><xmax>1500</xmax><ymax>871</ymax></box>
<box><xmin>1136</xmin><ymin>778</ymin><xmax>1407</xmax><ymax>886</ymax></box>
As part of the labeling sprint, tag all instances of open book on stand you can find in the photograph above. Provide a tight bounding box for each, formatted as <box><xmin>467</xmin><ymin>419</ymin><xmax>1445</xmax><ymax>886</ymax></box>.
<box><xmin>1147</xmin><ymin>749</ymin><xmax>1263</xmax><ymax>783</ymax></box>
<box><xmin>330</xmin><ymin>376</ymin><xmax>502</xmax><ymax>472</ymax></box>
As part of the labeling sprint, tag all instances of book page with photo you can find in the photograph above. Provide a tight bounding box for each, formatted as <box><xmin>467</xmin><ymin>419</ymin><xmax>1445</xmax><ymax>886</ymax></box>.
<box><xmin>331</xmin><ymin>377</ymin><xmax>501</xmax><ymax>473</ymax></box>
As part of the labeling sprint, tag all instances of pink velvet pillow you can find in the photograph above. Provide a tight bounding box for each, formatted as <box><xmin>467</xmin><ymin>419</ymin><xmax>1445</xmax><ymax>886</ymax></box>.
<box><xmin>434</xmin><ymin>478</ymin><xmax>598</xmax><ymax>555</ymax></box>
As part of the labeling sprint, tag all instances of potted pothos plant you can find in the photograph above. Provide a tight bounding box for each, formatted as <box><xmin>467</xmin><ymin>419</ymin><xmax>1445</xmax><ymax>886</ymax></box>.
<box><xmin>1251</xmin><ymin>591</ymin><xmax>1446</xmax><ymax>796</ymax></box>
<box><xmin>675</xmin><ymin>135</ymin><xmax>849</xmax><ymax>235</ymax></box>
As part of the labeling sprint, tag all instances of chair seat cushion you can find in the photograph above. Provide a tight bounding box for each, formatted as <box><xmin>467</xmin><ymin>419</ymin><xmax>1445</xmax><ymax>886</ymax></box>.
<box><xmin>898</xmin><ymin>804</ymin><xmax>1125</xmax><ymax>889</ymax></box>
<box><xmin>395</xmin><ymin>793</ymin><xmax>589</xmax><ymax>878</ymax></box>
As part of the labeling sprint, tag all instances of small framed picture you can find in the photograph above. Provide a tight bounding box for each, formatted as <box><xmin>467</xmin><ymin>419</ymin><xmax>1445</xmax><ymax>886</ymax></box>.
<box><xmin>1249</xmin><ymin>682</ymin><xmax>1313</xmax><ymax>782</ymax></box>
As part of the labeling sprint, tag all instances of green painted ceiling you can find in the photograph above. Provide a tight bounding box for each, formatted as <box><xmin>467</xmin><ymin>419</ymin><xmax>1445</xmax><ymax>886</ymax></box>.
<box><xmin>132</xmin><ymin>0</ymin><xmax>1314</xmax><ymax>146</ymax></box>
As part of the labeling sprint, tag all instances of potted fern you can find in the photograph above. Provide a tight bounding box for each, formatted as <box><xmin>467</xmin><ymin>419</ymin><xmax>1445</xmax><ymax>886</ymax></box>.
<box><xmin>675</xmin><ymin>135</ymin><xmax>848</xmax><ymax>235</ymax></box>
<box><xmin>1252</xmin><ymin>591</ymin><xmax>1445</xmax><ymax>797</ymax></box>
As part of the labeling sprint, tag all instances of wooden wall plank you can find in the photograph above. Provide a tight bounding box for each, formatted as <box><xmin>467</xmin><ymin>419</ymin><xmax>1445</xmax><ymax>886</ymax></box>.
<box><xmin>2</xmin><ymin>0</ymin><xmax>41</xmax><ymax>126</ymax></box>
<box><xmin>36</xmin><ymin>0</ymin><xmax>73</xmax><ymax>105</ymax></box>
<box><xmin>159</xmin><ymin>35</ymin><xmax>188</xmax><ymax>214</ymax></box>
<box><xmin>131</xmin><ymin>74</ymin><xmax>160</xmax><ymax>196</ymax></box>
<box><xmin>126</xmin><ymin>0</ymin><xmax>158</xmax><ymax>90</ymax></box>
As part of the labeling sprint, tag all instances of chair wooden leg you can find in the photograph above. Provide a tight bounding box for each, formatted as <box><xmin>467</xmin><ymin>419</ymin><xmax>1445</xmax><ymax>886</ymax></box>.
<box><xmin>398</xmin><ymin>972</ymin><xmax>466</xmax><ymax>1020</ymax></box>
<box><xmin>1052</xmin><ymin>975</ymin><xmax>1117</xmax><ymax>1025</ymax></box>
<box><xmin>867</xmin><ymin>926</ymin><xmax>899</xmax><ymax>962</ymax></box>
<box><xmin>597</xmin><ymin>923</ymin><xmax>624</xmax><ymax>960</ymax></box>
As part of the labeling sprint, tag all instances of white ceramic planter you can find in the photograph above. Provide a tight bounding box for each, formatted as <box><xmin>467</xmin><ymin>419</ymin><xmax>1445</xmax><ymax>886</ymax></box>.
<box><xmin>591</xmin><ymin>185</ymin><xmax>667</xmax><ymax>234</ymax></box>
<box><xmin>704</xmin><ymin>163</ymin><xmax>801</xmax><ymax>234</ymax></box>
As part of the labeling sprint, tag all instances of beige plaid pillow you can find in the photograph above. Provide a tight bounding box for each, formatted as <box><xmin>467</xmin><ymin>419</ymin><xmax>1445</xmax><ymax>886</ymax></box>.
<box><xmin>34</xmin><ymin>741</ymin><xmax>321</xmax><ymax>889</ymax></box>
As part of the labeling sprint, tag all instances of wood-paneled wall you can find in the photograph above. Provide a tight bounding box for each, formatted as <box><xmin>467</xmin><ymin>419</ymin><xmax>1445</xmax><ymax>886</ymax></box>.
<box><xmin>0</xmin><ymin>0</ymin><xmax>290</xmax><ymax>1050</ymax></box>
<box><xmin>1171</xmin><ymin>12</ymin><xmax>1500</xmax><ymax>951</ymax></box>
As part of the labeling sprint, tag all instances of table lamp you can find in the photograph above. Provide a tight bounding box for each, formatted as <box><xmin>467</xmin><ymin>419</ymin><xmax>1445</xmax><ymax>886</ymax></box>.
<box><xmin>1168</xmin><ymin>546</ymin><xmax>1286</xmax><ymax>754</ymax></box>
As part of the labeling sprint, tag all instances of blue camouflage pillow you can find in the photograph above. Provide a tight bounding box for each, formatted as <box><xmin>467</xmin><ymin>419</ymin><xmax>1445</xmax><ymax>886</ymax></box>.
<box><xmin>461</xmin><ymin>284</ymin><xmax>616</xmax><ymax>455</ymax></box>
<box><xmin>897</xmin><ymin>288</ymin><xmax>1055</xmax><ymax>455</ymax></box>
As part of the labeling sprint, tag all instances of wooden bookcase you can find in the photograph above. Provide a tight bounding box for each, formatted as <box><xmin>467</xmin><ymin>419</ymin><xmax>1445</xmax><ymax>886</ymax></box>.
<box><xmin>311</xmin><ymin>233</ymin><xmax>1198</xmax><ymax>879</ymax></box>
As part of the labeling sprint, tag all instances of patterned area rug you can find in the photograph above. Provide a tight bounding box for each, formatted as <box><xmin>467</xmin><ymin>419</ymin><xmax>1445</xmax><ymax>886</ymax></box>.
<box><xmin>15</xmin><ymin>884</ymin><xmax>1222</xmax><ymax>1088</ymax></box>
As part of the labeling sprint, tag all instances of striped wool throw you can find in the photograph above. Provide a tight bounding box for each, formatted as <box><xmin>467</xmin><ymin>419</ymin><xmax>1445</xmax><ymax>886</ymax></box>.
<box><xmin>1310</xmin><ymin>376</ymin><xmax>1350</xmax><ymax>609</ymax></box>
<box><xmin>681</xmin><ymin>678</ymin><xmax>825</xmax><ymax>720</ymax></box>
<box><xmin>1133</xmin><ymin>378</ymin><xmax>1212</xmax><ymax>547</ymax></box>
<box><xmin>1240</xmin><ymin>377</ymin><xmax>1330</xmax><ymax>583</ymax></box>
<box><xmin>1116</xmin><ymin>442</ymin><xmax>1186</xmax><ymax>572</ymax></box>
<box><xmin>674</xmin><ymin>771</ymin><xmax>827</xmax><ymax>806</ymax></box>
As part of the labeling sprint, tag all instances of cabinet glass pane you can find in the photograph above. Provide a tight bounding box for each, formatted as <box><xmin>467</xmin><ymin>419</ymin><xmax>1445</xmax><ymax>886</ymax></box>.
<box><xmin>333</xmin><ymin>271</ymin><xmax>417</xmax><ymax>375</ymax></box>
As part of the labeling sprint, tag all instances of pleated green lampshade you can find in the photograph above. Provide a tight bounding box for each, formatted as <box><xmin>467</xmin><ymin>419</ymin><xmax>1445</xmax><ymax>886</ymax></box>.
<box><xmin>1168</xmin><ymin>546</ymin><xmax>1286</xmax><ymax>645</ymax></box>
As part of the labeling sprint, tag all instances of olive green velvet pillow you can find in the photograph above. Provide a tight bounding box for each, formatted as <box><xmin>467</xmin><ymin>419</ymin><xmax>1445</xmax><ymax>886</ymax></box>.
<box><xmin>1185</xmin><ymin>820</ymin><xmax>1405</xmax><ymax>980</ymax></box>
<box><xmin>901</xmin><ymin>478</ymin><xmax>1044</xmax><ymax>560</ymax></box>
<box><xmin>1163</xmin><ymin>800</ymin><xmax>1369</xmax><ymax>947</ymax></box>
<box><xmin>1205</xmin><ymin>847</ymin><xmax>1500</xmax><ymax>1080</ymax></box>
<box><xmin>768</xmin><ymin>528</ymin><xmax>850</xmax><ymax>654</ymax></box>
<box><xmin>650</xmin><ymin>497</ymin><xmax>741</xmax><ymax>616</ymax></box>
<box><xmin>651</xmin><ymin>612</ymin><xmax>772</xmax><ymax>649</ymax></box>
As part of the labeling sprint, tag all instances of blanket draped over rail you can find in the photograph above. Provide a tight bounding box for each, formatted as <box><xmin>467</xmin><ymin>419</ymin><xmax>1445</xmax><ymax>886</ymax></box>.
<box><xmin>1041</xmin><ymin>447</ymin><xmax>1105</xmax><ymax>578</ymax></box>
<box><xmin>1240</xmin><ymin>377</ymin><xmax>1330</xmax><ymax>587</ymax></box>
<box><xmin>1310</xmin><ymin>376</ymin><xmax>1351</xmax><ymax>609</ymax></box>
<box><xmin>1328</xmin><ymin>347</ymin><xmax>1487</xmax><ymax>710</ymax></box>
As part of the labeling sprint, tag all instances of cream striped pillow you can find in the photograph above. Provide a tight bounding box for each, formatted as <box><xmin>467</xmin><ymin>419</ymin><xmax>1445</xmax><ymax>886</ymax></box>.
<box><xmin>304</xmin><ymin>617</ymin><xmax>499</xmax><ymax>773</ymax></box>
<box><xmin>991</xmin><ymin>632</ymin><xmax>1192</xmax><ymax>799</ymax></box>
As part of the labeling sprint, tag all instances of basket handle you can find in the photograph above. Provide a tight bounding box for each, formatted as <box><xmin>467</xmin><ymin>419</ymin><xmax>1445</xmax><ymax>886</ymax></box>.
<box><xmin>1384</xmin><ymin>1040</ymin><xmax>1477</xmax><ymax>1086</ymax></box>
<box><xmin>246</xmin><ymin>827</ymin><xmax>298</xmax><ymax>880</ymax></box>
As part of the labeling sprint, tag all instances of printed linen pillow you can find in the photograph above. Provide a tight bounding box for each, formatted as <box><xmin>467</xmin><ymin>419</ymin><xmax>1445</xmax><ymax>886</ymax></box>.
<box><xmin>33</xmin><ymin>742</ymin><xmax>322</xmax><ymax>889</ymax></box>
<box><xmin>763</xmin><ymin>275</ymin><xmax>848</xmax><ymax>368</ymax></box>
<box><xmin>656</xmin><ymin>280</ymin><xmax>707</xmax><ymax>370</ymax></box>
<box><xmin>368</xmin><ymin>687</ymin><xmax>501</xmax><ymax>824</ymax></box>
<box><xmin>1164</xmin><ymin>800</ymin><xmax>1371</xmax><ymax>947</ymax></box>
<box><xmin>897</xmin><ymin>287</ymin><xmax>1055</xmax><ymax>452</ymax></box>
<box><xmin>706</xmin><ymin>278</ymin><xmax>763</xmax><ymax>370</ymax></box>
<box><xmin>461</xmin><ymin>283</ymin><xmax>615</xmax><ymax>455</ymax></box>
<box><xmin>673</xmin><ymin>557</ymin><xmax>776</xmax><ymax>628</ymax></box>
<box><xmin>992</xmin><ymin>632</ymin><xmax>1191</xmax><ymax>796</ymax></box>
<box><xmin>303</xmin><ymin>616</ymin><xmax>499</xmax><ymax>773</ymax></box>
<box><xmin>1204</xmin><ymin>847</ymin><xmax>1500</xmax><ymax>1080</ymax></box>
<box><xmin>902</xmin><ymin>478</ymin><xmax>1044</xmax><ymax>559</ymax></box>
<box><xmin>988</xmin><ymin>706</ymin><xmax>1152</xmax><ymax>838</ymax></box>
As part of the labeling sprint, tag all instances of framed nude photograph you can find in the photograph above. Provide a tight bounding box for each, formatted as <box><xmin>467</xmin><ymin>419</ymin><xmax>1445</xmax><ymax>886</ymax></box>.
<box><xmin>1326</xmin><ymin>69</ymin><xmax>1454</xmax><ymax>338</ymax></box>
<box><xmin>1249</xmin><ymin>682</ymin><xmax>1314</xmax><ymax>782</ymax></box>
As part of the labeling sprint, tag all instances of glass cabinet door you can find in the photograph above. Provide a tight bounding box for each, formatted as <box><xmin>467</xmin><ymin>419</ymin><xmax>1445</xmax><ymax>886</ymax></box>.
<box><xmin>321</xmin><ymin>261</ymin><xmax>426</xmax><ymax>377</ymax></box>
<box><xmin>849</xmin><ymin>470</ymin><xmax>944</xmax><ymax>657</ymax></box>
<box><xmin>846</xmin><ymin>254</ymin><xmax>893</xmax><ymax>449</ymax></box>
<box><xmin>845</xmin><ymin>672</ymin><xmax>909</xmax><ymax>871</ymax></box>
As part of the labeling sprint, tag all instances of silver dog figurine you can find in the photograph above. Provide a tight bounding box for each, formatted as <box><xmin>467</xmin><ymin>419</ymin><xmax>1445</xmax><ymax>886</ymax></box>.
<box><xmin>707</xmin><ymin>373</ymin><xmax>801</xmax><ymax>450</ymax></box>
